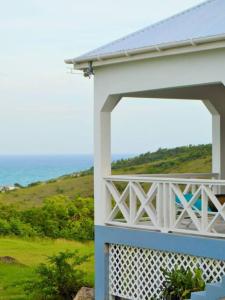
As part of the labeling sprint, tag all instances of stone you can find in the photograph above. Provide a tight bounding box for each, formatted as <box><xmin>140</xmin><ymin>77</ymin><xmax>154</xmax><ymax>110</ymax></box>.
<box><xmin>0</xmin><ymin>256</ymin><xmax>18</xmax><ymax>264</ymax></box>
<box><xmin>74</xmin><ymin>287</ymin><xmax>94</xmax><ymax>300</ymax></box>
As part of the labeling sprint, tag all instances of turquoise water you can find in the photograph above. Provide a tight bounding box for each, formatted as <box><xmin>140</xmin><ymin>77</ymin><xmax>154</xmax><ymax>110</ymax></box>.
<box><xmin>0</xmin><ymin>154</ymin><xmax>132</xmax><ymax>186</ymax></box>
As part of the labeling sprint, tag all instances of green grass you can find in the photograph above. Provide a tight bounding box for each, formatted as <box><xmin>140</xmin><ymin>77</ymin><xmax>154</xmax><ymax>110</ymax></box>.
<box><xmin>0</xmin><ymin>264</ymin><xmax>34</xmax><ymax>300</ymax></box>
<box><xmin>0</xmin><ymin>237</ymin><xmax>94</xmax><ymax>300</ymax></box>
<box><xmin>115</xmin><ymin>156</ymin><xmax>211</xmax><ymax>175</ymax></box>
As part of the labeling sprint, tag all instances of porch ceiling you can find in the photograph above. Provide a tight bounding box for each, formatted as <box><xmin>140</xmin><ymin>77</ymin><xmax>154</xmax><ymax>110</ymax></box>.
<box><xmin>122</xmin><ymin>82</ymin><xmax>225</xmax><ymax>101</ymax></box>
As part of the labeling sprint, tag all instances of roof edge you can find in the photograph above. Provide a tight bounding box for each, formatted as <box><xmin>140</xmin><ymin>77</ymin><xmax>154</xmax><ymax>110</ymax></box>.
<box><xmin>65</xmin><ymin>33</ymin><xmax>225</xmax><ymax>67</ymax></box>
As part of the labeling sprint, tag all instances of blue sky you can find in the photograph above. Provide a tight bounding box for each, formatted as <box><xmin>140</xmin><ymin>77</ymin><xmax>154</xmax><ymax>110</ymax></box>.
<box><xmin>0</xmin><ymin>0</ymin><xmax>210</xmax><ymax>154</ymax></box>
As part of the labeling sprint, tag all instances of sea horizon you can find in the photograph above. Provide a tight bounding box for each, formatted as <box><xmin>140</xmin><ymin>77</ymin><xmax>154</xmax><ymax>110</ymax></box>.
<box><xmin>0</xmin><ymin>153</ymin><xmax>135</xmax><ymax>187</ymax></box>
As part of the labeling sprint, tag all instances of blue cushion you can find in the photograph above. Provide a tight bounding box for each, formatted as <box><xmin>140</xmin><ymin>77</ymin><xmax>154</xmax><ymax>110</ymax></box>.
<box><xmin>176</xmin><ymin>193</ymin><xmax>212</xmax><ymax>212</ymax></box>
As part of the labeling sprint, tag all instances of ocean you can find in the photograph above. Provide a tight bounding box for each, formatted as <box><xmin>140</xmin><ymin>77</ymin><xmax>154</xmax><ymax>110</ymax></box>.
<box><xmin>0</xmin><ymin>154</ymin><xmax>133</xmax><ymax>187</ymax></box>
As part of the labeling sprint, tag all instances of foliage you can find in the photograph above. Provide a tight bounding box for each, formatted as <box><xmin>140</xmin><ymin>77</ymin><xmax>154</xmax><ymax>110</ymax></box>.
<box><xmin>0</xmin><ymin>237</ymin><xmax>94</xmax><ymax>299</ymax></box>
<box><xmin>14</xmin><ymin>182</ymin><xmax>24</xmax><ymax>188</ymax></box>
<box><xmin>24</xmin><ymin>250</ymin><xmax>90</xmax><ymax>300</ymax></box>
<box><xmin>0</xmin><ymin>143</ymin><xmax>213</xmax><ymax>241</ymax></box>
<box><xmin>0</xmin><ymin>144</ymin><xmax>214</xmax><ymax>299</ymax></box>
<box><xmin>112</xmin><ymin>144</ymin><xmax>211</xmax><ymax>170</ymax></box>
<box><xmin>27</xmin><ymin>181</ymin><xmax>42</xmax><ymax>187</ymax></box>
<box><xmin>161</xmin><ymin>266</ymin><xmax>206</xmax><ymax>299</ymax></box>
<box><xmin>0</xmin><ymin>195</ymin><xmax>94</xmax><ymax>240</ymax></box>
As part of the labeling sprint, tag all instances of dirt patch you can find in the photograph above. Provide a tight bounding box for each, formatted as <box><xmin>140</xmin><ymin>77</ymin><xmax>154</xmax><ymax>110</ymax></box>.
<box><xmin>0</xmin><ymin>256</ymin><xmax>19</xmax><ymax>264</ymax></box>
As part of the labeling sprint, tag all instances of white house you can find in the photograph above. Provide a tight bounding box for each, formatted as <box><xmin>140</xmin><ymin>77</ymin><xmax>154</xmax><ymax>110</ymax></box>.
<box><xmin>66</xmin><ymin>0</ymin><xmax>225</xmax><ymax>299</ymax></box>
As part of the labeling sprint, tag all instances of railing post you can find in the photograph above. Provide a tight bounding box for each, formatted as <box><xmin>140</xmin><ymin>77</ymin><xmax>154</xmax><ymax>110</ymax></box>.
<box><xmin>130</xmin><ymin>182</ymin><xmax>137</xmax><ymax>225</ymax></box>
<box><xmin>162</xmin><ymin>183</ymin><xmax>170</xmax><ymax>233</ymax></box>
<box><xmin>157</xmin><ymin>183</ymin><xmax>164</xmax><ymax>229</ymax></box>
<box><xmin>169</xmin><ymin>183</ymin><xmax>176</xmax><ymax>229</ymax></box>
<box><xmin>191</xmin><ymin>184</ymin><xmax>197</xmax><ymax>194</ymax></box>
<box><xmin>201</xmin><ymin>186</ymin><xmax>208</xmax><ymax>233</ymax></box>
<box><xmin>104</xmin><ymin>180</ymin><xmax>112</xmax><ymax>223</ymax></box>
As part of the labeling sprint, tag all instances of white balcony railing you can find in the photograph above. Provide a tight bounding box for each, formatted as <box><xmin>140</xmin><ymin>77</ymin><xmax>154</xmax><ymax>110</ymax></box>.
<box><xmin>104</xmin><ymin>173</ymin><xmax>225</xmax><ymax>238</ymax></box>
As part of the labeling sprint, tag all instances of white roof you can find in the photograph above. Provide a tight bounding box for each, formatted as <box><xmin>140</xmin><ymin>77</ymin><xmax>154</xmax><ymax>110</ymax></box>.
<box><xmin>66</xmin><ymin>0</ymin><xmax>225</xmax><ymax>64</ymax></box>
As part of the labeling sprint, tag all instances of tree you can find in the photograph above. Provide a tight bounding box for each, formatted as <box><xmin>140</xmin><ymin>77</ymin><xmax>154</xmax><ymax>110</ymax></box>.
<box><xmin>24</xmin><ymin>250</ymin><xmax>90</xmax><ymax>300</ymax></box>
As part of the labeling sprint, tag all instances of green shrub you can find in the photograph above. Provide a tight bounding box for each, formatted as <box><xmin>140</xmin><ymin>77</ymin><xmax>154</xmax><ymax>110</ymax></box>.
<box><xmin>28</xmin><ymin>181</ymin><xmax>42</xmax><ymax>187</ymax></box>
<box><xmin>161</xmin><ymin>266</ymin><xmax>206</xmax><ymax>299</ymax></box>
<box><xmin>56</xmin><ymin>187</ymin><xmax>64</xmax><ymax>194</ymax></box>
<box><xmin>14</xmin><ymin>183</ymin><xmax>24</xmax><ymax>188</ymax></box>
<box><xmin>0</xmin><ymin>195</ymin><xmax>94</xmax><ymax>240</ymax></box>
<box><xmin>9</xmin><ymin>218</ymin><xmax>37</xmax><ymax>237</ymax></box>
<box><xmin>24</xmin><ymin>250</ymin><xmax>90</xmax><ymax>300</ymax></box>
<box><xmin>0</xmin><ymin>219</ymin><xmax>11</xmax><ymax>235</ymax></box>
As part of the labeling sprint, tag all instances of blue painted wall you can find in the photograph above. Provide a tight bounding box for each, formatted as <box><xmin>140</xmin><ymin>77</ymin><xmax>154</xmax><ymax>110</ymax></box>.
<box><xmin>95</xmin><ymin>225</ymin><xmax>225</xmax><ymax>300</ymax></box>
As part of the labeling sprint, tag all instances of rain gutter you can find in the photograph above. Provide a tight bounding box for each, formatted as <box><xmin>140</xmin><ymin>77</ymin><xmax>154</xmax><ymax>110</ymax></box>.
<box><xmin>65</xmin><ymin>34</ymin><xmax>225</xmax><ymax>68</ymax></box>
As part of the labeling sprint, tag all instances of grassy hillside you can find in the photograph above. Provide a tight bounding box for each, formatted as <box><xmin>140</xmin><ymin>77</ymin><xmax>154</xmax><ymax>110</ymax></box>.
<box><xmin>0</xmin><ymin>175</ymin><xmax>93</xmax><ymax>209</ymax></box>
<box><xmin>0</xmin><ymin>144</ymin><xmax>211</xmax><ymax>209</ymax></box>
<box><xmin>112</xmin><ymin>144</ymin><xmax>211</xmax><ymax>174</ymax></box>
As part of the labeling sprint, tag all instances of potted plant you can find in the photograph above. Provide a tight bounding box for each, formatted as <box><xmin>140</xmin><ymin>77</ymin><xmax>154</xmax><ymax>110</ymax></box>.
<box><xmin>161</xmin><ymin>266</ymin><xmax>206</xmax><ymax>300</ymax></box>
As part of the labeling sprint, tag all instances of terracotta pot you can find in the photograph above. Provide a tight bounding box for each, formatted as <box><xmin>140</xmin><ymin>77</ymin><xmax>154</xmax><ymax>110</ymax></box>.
<box><xmin>163</xmin><ymin>295</ymin><xmax>180</xmax><ymax>300</ymax></box>
<box><xmin>209</xmin><ymin>194</ymin><xmax>225</xmax><ymax>212</ymax></box>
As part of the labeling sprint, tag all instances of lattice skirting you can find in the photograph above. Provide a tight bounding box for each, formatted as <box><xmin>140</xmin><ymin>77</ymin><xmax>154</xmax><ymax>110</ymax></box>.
<box><xmin>109</xmin><ymin>244</ymin><xmax>225</xmax><ymax>300</ymax></box>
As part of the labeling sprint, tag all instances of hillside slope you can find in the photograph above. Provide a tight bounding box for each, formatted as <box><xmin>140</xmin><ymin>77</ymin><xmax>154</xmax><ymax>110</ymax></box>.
<box><xmin>0</xmin><ymin>144</ymin><xmax>211</xmax><ymax>208</ymax></box>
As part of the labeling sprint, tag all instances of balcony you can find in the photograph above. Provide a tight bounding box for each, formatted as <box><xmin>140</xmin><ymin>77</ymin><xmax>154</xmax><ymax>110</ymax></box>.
<box><xmin>104</xmin><ymin>173</ymin><xmax>225</xmax><ymax>238</ymax></box>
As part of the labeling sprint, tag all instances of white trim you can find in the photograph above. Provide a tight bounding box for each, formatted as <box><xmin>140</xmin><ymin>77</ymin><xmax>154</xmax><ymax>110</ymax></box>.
<box><xmin>105</xmin><ymin>174</ymin><xmax>222</xmax><ymax>185</ymax></box>
<box><xmin>65</xmin><ymin>37</ymin><xmax>225</xmax><ymax>70</ymax></box>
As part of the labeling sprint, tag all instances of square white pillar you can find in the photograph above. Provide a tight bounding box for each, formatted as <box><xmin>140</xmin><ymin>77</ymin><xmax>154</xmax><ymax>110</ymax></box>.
<box><xmin>94</xmin><ymin>94</ymin><xmax>121</xmax><ymax>226</ymax></box>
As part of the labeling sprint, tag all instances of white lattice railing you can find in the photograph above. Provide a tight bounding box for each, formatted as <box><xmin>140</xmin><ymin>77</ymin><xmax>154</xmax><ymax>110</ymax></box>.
<box><xmin>104</xmin><ymin>173</ymin><xmax>225</xmax><ymax>238</ymax></box>
<box><xmin>109</xmin><ymin>244</ymin><xmax>225</xmax><ymax>300</ymax></box>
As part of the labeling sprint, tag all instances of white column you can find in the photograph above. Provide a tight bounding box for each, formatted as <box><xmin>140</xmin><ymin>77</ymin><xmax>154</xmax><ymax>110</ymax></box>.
<box><xmin>94</xmin><ymin>93</ymin><xmax>120</xmax><ymax>226</ymax></box>
<box><xmin>218</xmin><ymin>114</ymin><xmax>225</xmax><ymax>180</ymax></box>
<box><xmin>204</xmin><ymin>99</ymin><xmax>225</xmax><ymax>180</ymax></box>
<box><xmin>212</xmin><ymin>113</ymin><xmax>221</xmax><ymax>177</ymax></box>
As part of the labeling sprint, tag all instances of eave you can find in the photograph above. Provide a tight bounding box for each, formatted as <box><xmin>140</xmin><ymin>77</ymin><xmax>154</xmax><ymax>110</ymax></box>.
<box><xmin>65</xmin><ymin>34</ymin><xmax>225</xmax><ymax>70</ymax></box>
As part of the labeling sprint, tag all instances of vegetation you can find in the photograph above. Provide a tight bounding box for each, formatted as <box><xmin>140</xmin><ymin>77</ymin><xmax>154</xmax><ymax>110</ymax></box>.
<box><xmin>112</xmin><ymin>144</ymin><xmax>211</xmax><ymax>174</ymax></box>
<box><xmin>0</xmin><ymin>144</ymin><xmax>213</xmax><ymax>299</ymax></box>
<box><xmin>0</xmin><ymin>195</ymin><xmax>94</xmax><ymax>241</ymax></box>
<box><xmin>0</xmin><ymin>144</ymin><xmax>211</xmax><ymax>241</ymax></box>
<box><xmin>161</xmin><ymin>266</ymin><xmax>206</xmax><ymax>300</ymax></box>
<box><xmin>24</xmin><ymin>250</ymin><xmax>90</xmax><ymax>300</ymax></box>
<box><xmin>0</xmin><ymin>237</ymin><xmax>94</xmax><ymax>299</ymax></box>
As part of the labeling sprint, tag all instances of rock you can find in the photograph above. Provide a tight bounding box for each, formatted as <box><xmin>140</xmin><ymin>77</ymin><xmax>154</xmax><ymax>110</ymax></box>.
<box><xmin>0</xmin><ymin>256</ymin><xmax>18</xmax><ymax>264</ymax></box>
<box><xmin>74</xmin><ymin>287</ymin><xmax>94</xmax><ymax>300</ymax></box>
